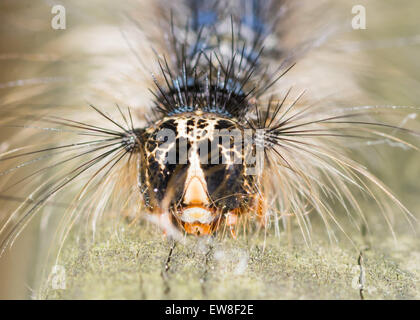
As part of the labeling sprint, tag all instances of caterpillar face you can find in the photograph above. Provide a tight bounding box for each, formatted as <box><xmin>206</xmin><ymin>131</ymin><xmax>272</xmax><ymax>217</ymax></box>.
<box><xmin>139</xmin><ymin>111</ymin><xmax>260</xmax><ymax>236</ymax></box>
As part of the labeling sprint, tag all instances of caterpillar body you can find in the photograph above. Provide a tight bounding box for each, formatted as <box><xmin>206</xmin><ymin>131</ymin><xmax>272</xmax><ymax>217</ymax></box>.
<box><xmin>0</xmin><ymin>0</ymin><xmax>419</xmax><ymax>277</ymax></box>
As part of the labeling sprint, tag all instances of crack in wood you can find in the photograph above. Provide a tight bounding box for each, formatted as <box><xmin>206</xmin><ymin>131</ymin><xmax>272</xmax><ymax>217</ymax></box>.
<box><xmin>161</xmin><ymin>240</ymin><xmax>176</xmax><ymax>295</ymax></box>
<box><xmin>200</xmin><ymin>244</ymin><xmax>213</xmax><ymax>297</ymax></box>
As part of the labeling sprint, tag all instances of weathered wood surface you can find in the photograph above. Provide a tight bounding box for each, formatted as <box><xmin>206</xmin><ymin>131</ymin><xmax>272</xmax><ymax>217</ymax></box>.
<box><xmin>40</xmin><ymin>217</ymin><xmax>420</xmax><ymax>300</ymax></box>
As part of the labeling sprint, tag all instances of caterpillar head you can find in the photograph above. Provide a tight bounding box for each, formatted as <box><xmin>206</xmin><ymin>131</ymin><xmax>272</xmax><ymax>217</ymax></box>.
<box><xmin>137</xmin><ymin>111</ymin><xmax>261</xmax><ymax>236</ymax></box>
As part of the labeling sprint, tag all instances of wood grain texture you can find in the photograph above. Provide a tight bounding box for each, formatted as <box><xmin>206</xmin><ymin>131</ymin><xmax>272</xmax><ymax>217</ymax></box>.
<box><xmin>39</xmin><ymin>216</ymin><xmax>420</xmax><ymax>300</ymax></box>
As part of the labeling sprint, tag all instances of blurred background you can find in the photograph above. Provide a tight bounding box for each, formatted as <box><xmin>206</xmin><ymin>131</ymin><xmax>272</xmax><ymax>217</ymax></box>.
<box><xmin>1</xmin><ymin>0</ymin><xmax>420</xmax><ymax>299</ymax></box>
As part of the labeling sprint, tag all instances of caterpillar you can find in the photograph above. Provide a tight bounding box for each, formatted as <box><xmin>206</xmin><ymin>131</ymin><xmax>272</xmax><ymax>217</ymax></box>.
<box><xmin>0</xmin><ymin>0</ymin><xmax>419</xmax><ymax>298</ymax></box>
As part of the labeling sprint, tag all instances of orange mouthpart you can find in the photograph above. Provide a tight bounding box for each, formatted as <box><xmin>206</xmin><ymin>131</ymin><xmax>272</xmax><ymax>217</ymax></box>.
<box><xmin>183</xmin><ymin>222</ymin><xmax>213</xmax><ymax>236</ymax></box>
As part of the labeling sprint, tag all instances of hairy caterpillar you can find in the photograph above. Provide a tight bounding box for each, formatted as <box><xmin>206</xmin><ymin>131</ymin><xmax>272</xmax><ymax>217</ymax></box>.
<box><xmin>0</xmin><ymin>0</ymin><xmax>419</xmax><ymax>298</ymax></box>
